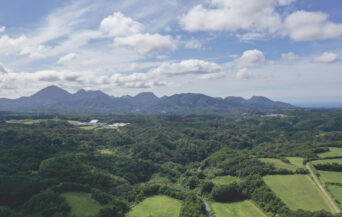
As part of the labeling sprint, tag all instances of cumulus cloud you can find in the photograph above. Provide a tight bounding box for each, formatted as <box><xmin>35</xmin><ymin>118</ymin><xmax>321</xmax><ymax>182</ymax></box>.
<box><xmin>0</xmin><ymin>26</ymin><xmax>5</xmax><ymax>33</ymax></box>
<box><xmin>282</xmin><ymin>52</ymin><xmax>298</xmax><ymax>61</ymax></box>
<box><xmin>180</xmin><ymin>0</ymin><xmax>283</xmax><ymax>34</ymax></box>
<box><xmin>313</xmin><ymin>52</ymin><xmax>341</xmax><ymax>64</ymax></box>
<box><xmin>57</xmin><ymin>53</ymin><xmax>78</xmax><ymax>64</ymax></box>
<box><xmin>0</xmin><ymin>35</ymin><xmax>28</xmax><ymax>55</ymax></box>
<box><xmin>277</xmin><ymin>0</ymin><xmax>295</xmax><ymax>6</ymax></box>
<box><xmin>285</xmin><ymin>11</ymin><xmax>342</xmax><ymax>41</ymax></box>
<box><xmin>185</xmin><ymin>39</ymin><xmax>202</xmax><ymax>49</ymax></box>
<box><xmin>115</xmin><ymin>33</ymin><xmax>176</xmax><ymax>55</ymax></box>
<box><xmin>235</xmin><ymin>49</ymin><xmax>265</xmax><ymax>68</ymax></box>
<box><xmin>100</xmin><ymin>12</ymin><xmax>176</xmax><ymax>55</ymax></box>
<box><xmin>100</xmin><ymin>12</ymin><xmax>143</xmax><ymax>37</ymax></box>
<box><xmin>0</xmin><ymin>63</ymin><xmax>9</xmax><ymax>74</ymax></box>
<box><xmin>236</xmin><ymin>68</ymin><xmax>253</xmax><ymax>79</ymax></box>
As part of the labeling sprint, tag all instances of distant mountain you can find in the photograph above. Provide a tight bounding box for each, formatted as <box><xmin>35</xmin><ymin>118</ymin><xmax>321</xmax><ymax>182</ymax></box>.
<box><xmin>0</xmin><ymin>86</ymin><xmax>296</xmax><ymax>114</ymax></box>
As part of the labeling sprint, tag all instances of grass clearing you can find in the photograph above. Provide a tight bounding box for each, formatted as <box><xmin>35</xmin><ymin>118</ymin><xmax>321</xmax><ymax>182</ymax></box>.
<box><xmin>263</xmin><ymin>175</ymin><xmax>333</xmax><ymax>212</ymax></box>
<box><xmin>318</xmin><ymin>148</ymin><xmax>342</xmax><ymax>158</ymax></box>
<box><xmin>317</xmin><ymin>170</ymin><xmax>342</xmax><ymax>184</ymax></box>
<box><xmin>287</xmin><ymin>157</ymin><xmax>305</xmax><ymax>168</ymax></box>
<box><xmin>6</xmin><ymin>119</ymin><xmax>43</xmax><ymax>124</ymax></box>
<box><xmin>259</xmin><ymin>158</ymin><xmax>297</xmax><ymax>171</ymax></box>
<box><xmin>79</xmin><ymin>126</ymin><xmax>97</xmax><ymax>130</ymax></box>
<box><xmin>67</xmin><ymin>120</ymin><xmax>81</xmax><ymax>125</ymax></box>
<box><xmin>211</xmin><ymin>201</ymin><xmax>266</xmax><ymax>217</ymax></box>
<box><xmin>327</xmin><ymin>185</ymin><xmax>342</xmax><ymax>207</ymax></box>
<box><xmin>126</xmin><ymin>195</ymin><xmax>181</xmax><ymax>217</ymax></box>
<box><xmin>211</xmin><ymin>175</ymin><xmax>241</xmax><ymax>185</ymax></box>
<box><xmin>61</xmin><ymin>192</ymin><xmax>103</xmax><ymax>217</ymax></box>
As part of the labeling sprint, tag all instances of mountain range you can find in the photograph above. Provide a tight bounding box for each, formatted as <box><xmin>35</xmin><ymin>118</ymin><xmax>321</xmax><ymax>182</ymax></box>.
<box><xmin>0</xmin><ymin>86</ymin><xmax>296</xmax><ymax>114</ymax></box>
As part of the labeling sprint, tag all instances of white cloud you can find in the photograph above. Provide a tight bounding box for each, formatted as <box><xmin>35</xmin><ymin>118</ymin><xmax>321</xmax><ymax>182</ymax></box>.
<box><xmin>313</xmin><ymin>52</ymin><xmax>341</xmax><ymax>64</ymax></box>
<box><xmin>100</xmin><ymin>12</ymin><xmax>143</xmax><ymax>37</ymax></box>
<box><xmin>57</xmin><ymin>53</ymin><xmax>78</xmax><ymax>64</ymax></box>
<box><xmin>0</xmin><ymin>26</ymin><xmax>5</xmax><ymax>33</ymax></box>
<box><xmin>180</xmin><ymin>0</ymin><xmax>283</xmax><ymax>34</ymax></box>
<box><xmin>235</xmin><ymin>49</ymin><xmax>265</xmax><ymax>68</ymax></box>
<box><xmin>277</xmin><ymin>0</ymin><xmax>295</xmax><ymax>6</ymax></box>
<box><xmin>0</xmin><ymin>63</ymin><xmax>9</xmax><ymax>74</ymax></box>
<box><xmin>236</xmin><ymin>68</ymin><xmax>253</xmax><ymax>79</ymax></box>
<box><xmin>285</xmin><ymin>11</ymin><xmax>342</xmax><ymax>41</ymax></box>
<box><xmin>185</xmin><ymin>39</ymin><xmax>202</xmax><ymax>49</ymax></box>
<box><xmin>0</xmin><ymin>35</ymin><xmax>28</xmax><ymax>55</ymax></box>
<box><xmin>282</xmin><ymin>52</ymin><xmax>298</xmax><ymax>61</ymax></box>
<box><xmin>115</xmin><ymin>33</ymin><xmax>176</xmax><ymax>55</ymax></box>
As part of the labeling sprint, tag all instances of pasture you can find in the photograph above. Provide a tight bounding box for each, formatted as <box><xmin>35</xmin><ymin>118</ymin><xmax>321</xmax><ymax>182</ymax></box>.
<box><xmin>126</xmin><ymin>196</ymin><xmax>181</xmax><ymax>217</ymax></box>
<box><xmin>318</xmin><ymin>148</ymin><xmax>342</xmax><ymax>158</ymax></box>
<box><xmin>211</xmin><ymin>201</ymin><xmax>266</xmax><ymax>217</ymax></box>
<box><xmin>316</xmin><ymin>170</ymin><xmax>342</xmax><ymax>184</ymax></box>
<box><xmin>259</xmin><ymin>158</ymin><xmax>297</xmax><ymax>171</ymax></box>
<box><xmin>327</xmin><ymin>185</ymin><xmax>342</xmax><ymax>207</ymax></box>
<box><xmin>263</xmin><ymin>175</ymin><xmax>333</xmax><ymax>212</ymax></box>
<box><xmin>6</xmin><ymin>119</ymin><xmax>43</xmax><ymax>124</ymax></box>
<box><xmin>211</xmin><ymin>175</ymin><xmax>241</xmax><ymax>185</ymax></box>
<box><xmin>61</xmin><ymin>192</ymin><xmax>103</xmax><ymax>217</ymax></box>
<box><xmin>287</xmin><ymin>157</ymin><xmax>305</xmax><ymax>168</ymax></box>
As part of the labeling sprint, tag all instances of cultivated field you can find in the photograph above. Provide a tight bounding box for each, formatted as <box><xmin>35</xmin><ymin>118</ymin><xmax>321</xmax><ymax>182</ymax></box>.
<box><xmin>211</xmin><ymin>201</ymin><xmax>266</xmax><ymax>217</ymax></box>
<box><xmin>317</xmin><ymin>170</ymin><xmax>342</xmax><ymax>184</ymax></box>
<box><xmin>318</xmin><ymin>148</ymin><xmax>342</xmax><ymax>158</ymax></box>
<box><xmin>126</xmin><ymin>196</ymin><xmax>181</xmax><ymax>217</ymax></box>
<box><xmin>211</xmin><ymin>175</ymin><xmax>241</xmax><ymax>185</ymax></box>
<box><xmin>286</xmin><ymin>157</ymin><xmax>305</xmax><ymax>168</ymax></box>
<box><xmin>259</xmin><ymin>158</ymin><xmax>297</xmax><ymax>171</ymax></box>
<box><xmin>61</xmin><ymin>192</ymin><xmax>103</xmax><ymax>217</ymax></box>
<box><xmin>263</xmin><ymin>175</ymin><xmax>333</xmax><ymax>212</ymax></box>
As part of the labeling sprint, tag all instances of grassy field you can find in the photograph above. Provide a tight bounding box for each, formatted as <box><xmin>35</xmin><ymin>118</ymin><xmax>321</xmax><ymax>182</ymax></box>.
<box><xmin>61</xmin><ymin>192</ymin><xmax>103</xmax><ymax>217</ymax></box>
<box><xmin>318</xmin><ymin>148</ymin><xmax>342</xmax><ymax>158</ymax></box>
<box><xmin>211</xmin><ymin>175</ymin><xmax>241</xmax><ymax>185</ymax></box>
<box><xmin>287</xmin><ymin>157</ymin><xmax>305</xmax><ymax>168</ymax></box>
<box><xmin>327</xmin><ymin>185</ymin><xmax>342</xmax><ymax>207</ymax></box>
<box><xmin>79</xmin><ymin>126</ymin><xmax>97</xmax><ymax>130</ymax></box>
<box><xmin>126</xmin><ymin>196</ymin><xmax>181</xmax><ymax>217</ymax></box>
<box><xmin>6</xmin><ymin>119</ymin><xmax>43</xmax><ymax>124</ymax></box>
<box><xmin>263</xmin><ymin>175</ymin><xmax>333</xmax><ymax>212</ymax></box>
<box><xmin>313</xmin><ymin>159</ymin><xmax>342</xmax><ymax>165</ymax></box>
<box><xmin>211</xmin><ymin>201</ymin><xmax>266</xmax><ymax>217</ymax></box>
<box><xmin>317</xmin><ymin>170</ymin><xmax>342</xmax><ymax>184</ymax></box>
<box><xmin>259</xmin><ymin>158</ymin><xmax>297</xmax><ymax>171</ymax></box>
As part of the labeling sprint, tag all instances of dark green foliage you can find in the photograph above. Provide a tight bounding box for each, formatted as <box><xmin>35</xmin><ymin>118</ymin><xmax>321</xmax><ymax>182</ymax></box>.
<box><xmin>97</xmin><ymin>199</ymin><xmax>129</xmax><ymax>217</ymax></box>
<box><xmin>314</xmin><ymin>163</ymin><xmax>342</xmax><ymax>172</ymax></box>
<box><xmin>212</xmin><ymin>182</ymin><xmax>247</xmax><ymax>202</ymax></box>
<box><xmin>136</xmin><ymin>184</ymin><xmax>186</xmax><ymax>202</ymax></box>
<box><xmin>179</xmin><ymin>193</ymin><xmax>206</xmax><ymax>217</ymax></box>
<box><xmin>200</xmin><ymin>181</ymin><xmax>214</xmax><ymax>194</ymax></box>
<box><xmin>20</xmin><ymin>191</ymin><xmax>70</xmax><ymax>217</ymax></box>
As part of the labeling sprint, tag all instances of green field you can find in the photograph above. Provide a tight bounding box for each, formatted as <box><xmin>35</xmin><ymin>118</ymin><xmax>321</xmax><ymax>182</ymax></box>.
<box><xmin>327</xmin><ymin>185</ymin><xmax>342</xmax><ymax>206</ymax></box>
<box><xmin>126</xmin><ymin>196</ymin><xmax>181</xmax><ymax>217</ymax></box>
<box><xmin>259</xmin><ymin>158</ymin><xmax>297</xmax><ymax>171</ymax></box>
<box><xmin>318</xmin><ymin>148</ymin><xmax>342</xmax><ymax>158</ymax></box>
<box><xmin>211</xmin><ymin>201</ymin><xmax>266</xmax><ymax>217</ymax></box>
<box><xmin>211</xmin><ymin>175</ymin><xmax>241</xmax><ymax>185</ymax></box>
<box><xmin>263</xmin><ymin>175</ymin><xmax>333</xmax><ymax>212</ymax></box>
<box><xmin>61</xmin><ymin>192</ymin><xmax>103</xmax><ymax>217</ymax></box>
<box><xmin>317</xmin><ymin>170</ymin><xmax>342</xmax><ymax>184</ymax></box>
<box><xmin>6</xmin><ymin>119</ymin><xmax>43</xmax><ymax>124</ymax></box>
<box><xmin>287</xmin><ymin>157</ymin><xmax>305</xmax><ymax>168</ymax></box>
<box><xmin>313</xmin><ymin>159</ymin><xmax>342</xmax><ymax>165</ymax></box>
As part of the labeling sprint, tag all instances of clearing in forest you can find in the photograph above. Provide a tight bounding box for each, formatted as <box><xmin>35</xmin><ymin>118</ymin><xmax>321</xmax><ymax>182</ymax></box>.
<box><xmin>211</xmin><ymin>175</ymin><xmax>241</xmax><ymax>185</ymax></box>
<box><xmin>211</xmin><ymin>200</ymin><xmax>266</xmax><ymax>217</ymax></box>
<box><xmin>126</xmin><ymin>195</ymin><xmax>181</xmax><ymax>217</ymax></box>
<box><xmin>286</xmin><ymin>157</ymin><xmax>305</xmax><ymax>168</ymax></box>
<box><xmin>259</xmin><ymin>158</ymin><xmax>297</xmax><ymax>171</ymax></box>
<box><xmin>61</xmin><ymin>192</ymin><xmax>103</xmax><ymax>217</ymax></box>
<box><xmin>318</xmin><ymin>148</ymin><xmax>342</xmax><ymax>158</ymax></box>
<box><xmin>263</xmin><ymin>175</ymin><xmax>333</xmax><ymax>212</ymax></box>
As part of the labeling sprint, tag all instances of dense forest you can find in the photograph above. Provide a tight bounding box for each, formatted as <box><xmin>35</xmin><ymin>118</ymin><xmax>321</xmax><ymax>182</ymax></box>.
<box><xmin>1</xmin><ymin>109</ymin><xmax>342</xmax><ymax>217</ymax></box>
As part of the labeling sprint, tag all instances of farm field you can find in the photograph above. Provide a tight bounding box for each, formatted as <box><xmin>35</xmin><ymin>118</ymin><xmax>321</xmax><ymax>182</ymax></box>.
<box><xmin>263</xmin><ymin>175</ymin><xmax>333</xmax><ymax>212</ymax></box>
<box><xmin>61</xmin><ymin>192</ymin><xmax>103</xmax><ymax>217</ymax></box>
<box><xmin>327</xmin><ymin>185</ymin><xmax>342</xmax><ymax>207</ymax></box>
<box><xmin>126</xmin><ymin>196</ymin><xmax>181</xmax><ymax>217</ymax></box>
<box><xmin>287</xmin><ymin>157</ymin><xmax>305</xmax><ymax>168</ymax></box>
<box><xmin>313</xmin><ymin>159</ymin><xmax>342</xmax><ymax>165</ymax></box>
<box><xmin>259</xmin><ymin>158</ymin><xmax>297</xmax><ymax>171</ymax></box>
<box><xmin>318</xmin><ymin>148</ymin><xmax>342</xmax><ymax>158</ymax></box>
<box><xmin>211</xmin><ymin>201</ymin><xmax>266</xmax><ymax>217</ymax></box>
<box><xmin>211</xmin><ymin>175</ymin><xmax>241</xmax><ymax>185</ymax></box>
<box><xmin>316</xmin><ymin>170</ymin><xmax>342</xmax><ymax>184</ymax></box>
<box><xmin>6</xmin><ymin>119</ymin><xmax>43</xmax><ymax>124</ymax></box>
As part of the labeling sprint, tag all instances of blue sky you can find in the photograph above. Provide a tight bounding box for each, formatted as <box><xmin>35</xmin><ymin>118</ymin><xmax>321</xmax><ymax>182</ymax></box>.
<box><xmin>0</xmin><ymin>0</ymin><xmax>341</xmax><ymax>103</ymax></box>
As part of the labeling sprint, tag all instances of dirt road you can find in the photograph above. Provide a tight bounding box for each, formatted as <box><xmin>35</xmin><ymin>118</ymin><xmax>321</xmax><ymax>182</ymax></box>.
<box><xmin>306</xmin><ymin>161</ymin><xmax>340</xmax><ymax>213</ymax></box>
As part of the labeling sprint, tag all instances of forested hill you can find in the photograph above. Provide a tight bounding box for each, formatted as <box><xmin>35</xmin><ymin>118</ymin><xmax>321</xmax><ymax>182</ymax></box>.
<box><xmin>0</xmin><ymin>85</ymin><xmax>296</xmax><ymax>114</ymax></box>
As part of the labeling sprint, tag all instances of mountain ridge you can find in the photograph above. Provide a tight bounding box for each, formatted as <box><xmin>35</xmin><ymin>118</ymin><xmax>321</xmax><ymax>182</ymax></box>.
<box><xmin>0</xmin><ymin>85</ymin><xmax>296</xmax><ymax>114</ymax></box>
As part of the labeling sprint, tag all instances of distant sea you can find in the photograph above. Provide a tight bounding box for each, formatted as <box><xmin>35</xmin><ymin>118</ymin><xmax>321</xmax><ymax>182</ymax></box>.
<box><xmin>292</xmin><ymin>102</ymin><xmax>342</xmax><ymax>108</ymax></box>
